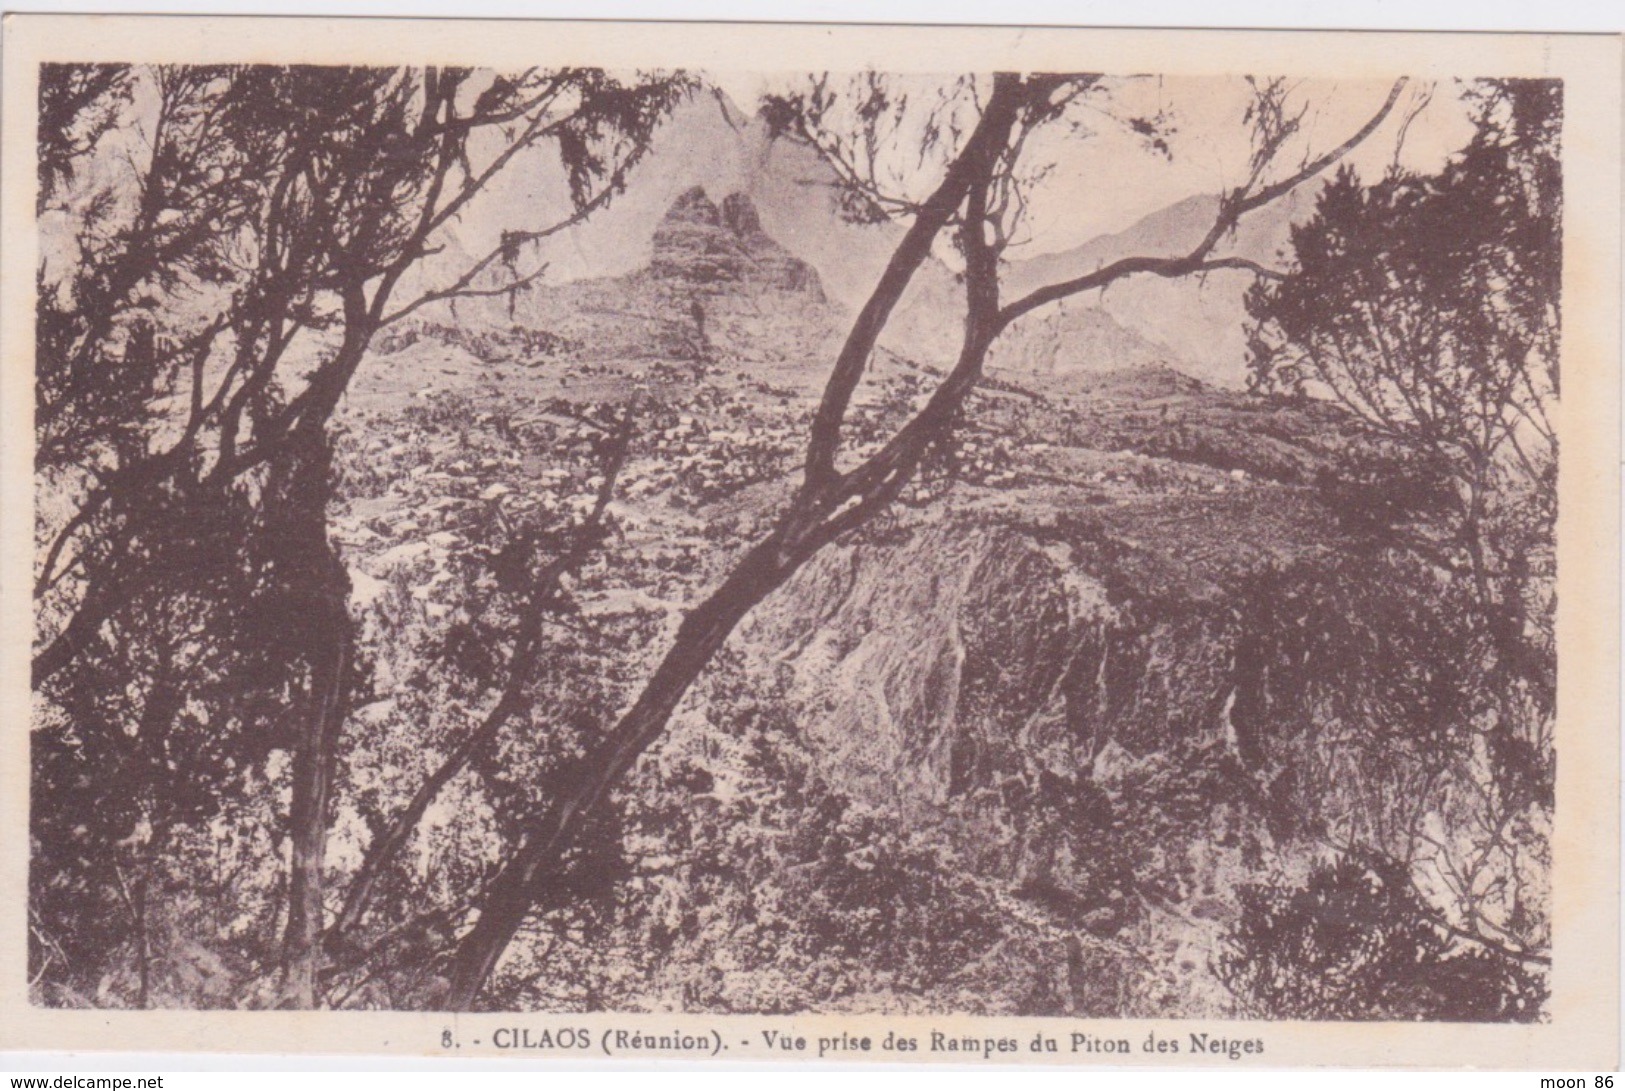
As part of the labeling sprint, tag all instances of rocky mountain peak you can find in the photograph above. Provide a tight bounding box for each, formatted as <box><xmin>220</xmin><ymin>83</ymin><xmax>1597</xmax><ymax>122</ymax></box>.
<box><xmin>660</xmin><ymin>187</ymin><xmax>768</xmax><ymax>238</ymax></box>
<box><xmin>663</xmin><ymin>185</ymin><xmax>723</xmax><ymax>228</ymax></box>
<box><xmin>651</xmin><ymin>187</ymin><xmax>823</xmax><ymax>299</ymax></box>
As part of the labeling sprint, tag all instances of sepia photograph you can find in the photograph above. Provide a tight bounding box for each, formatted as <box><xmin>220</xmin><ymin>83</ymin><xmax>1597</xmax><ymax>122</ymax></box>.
<box><xmin>1</xmin><ymin>11</ymin><xmax>1618</xmax><ymax>1069</ymax></box>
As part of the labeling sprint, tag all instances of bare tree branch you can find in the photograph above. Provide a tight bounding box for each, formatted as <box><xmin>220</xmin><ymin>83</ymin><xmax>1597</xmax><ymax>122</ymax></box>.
<box><xmin>998</xmin><ymin>78</ymin><xmax>1408</xmax><ymax>329</ymax></box>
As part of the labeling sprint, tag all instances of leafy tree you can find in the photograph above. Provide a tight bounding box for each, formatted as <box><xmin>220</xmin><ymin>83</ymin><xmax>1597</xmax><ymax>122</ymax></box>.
<box><xmin>1217</xmin><ymin>852</ymin><xmax>1547</xmax><ymax>1021</ymax></box>
<box><xmin>1246</xmin><ymin>79</ymin><xmax>1559</xmax><ymax>602</ymax></box>
<box><xmin>1234</xmin><ymin>79</ymin><xmax>1560</xmax><ymax>1008</ymax></box>
<box><xmin>31</xmin><ymin>63</ymin><xmax>691</xmax><ymax>1007</ymax></box>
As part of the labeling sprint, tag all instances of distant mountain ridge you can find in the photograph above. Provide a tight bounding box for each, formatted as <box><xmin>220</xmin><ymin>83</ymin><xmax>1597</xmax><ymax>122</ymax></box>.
<box><xmin>436</xmin><ymin>93</ymin><xmax>1319</xmax><ymax>389</ymax></box>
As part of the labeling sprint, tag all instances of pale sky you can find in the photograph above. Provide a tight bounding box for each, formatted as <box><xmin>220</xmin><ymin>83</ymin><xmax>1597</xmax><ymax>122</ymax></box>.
<box><xmin>41</xmin><ymin>68</ymin><xmax>1479</xmax><ymax>306</ymax></box>
<box><xmin>706</xmin><ymin>71</ymin><xmax>1475</xmax><ymax>256</ymax></box>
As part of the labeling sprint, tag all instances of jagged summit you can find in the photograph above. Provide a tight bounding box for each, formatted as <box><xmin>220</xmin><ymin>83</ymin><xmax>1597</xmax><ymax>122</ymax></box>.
<box><xmin>650</xmin><ymin>187</ymin><xmax>824</xmax><ymax>299</ymax></box>
<box><xmin>661</xmin><ymin>185</ymin><xmax>723</xmax><ymax>227</ymax></box>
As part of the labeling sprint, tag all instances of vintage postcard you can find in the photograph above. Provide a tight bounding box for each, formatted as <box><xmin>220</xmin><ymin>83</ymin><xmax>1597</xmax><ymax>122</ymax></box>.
<box><xmin>1</xmin><ymin>13</ymin><xmax>1619</xmax><ymax>1068</ymax></box>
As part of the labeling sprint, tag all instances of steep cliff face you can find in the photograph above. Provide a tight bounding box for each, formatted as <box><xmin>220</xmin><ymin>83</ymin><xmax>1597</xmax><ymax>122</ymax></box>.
<box><xmin>727</xmin><ymin>455</ymin><xmax>1364</xmax><ymax>997</ymax></box>
<box><xmin>747</xmin><ymin>510</ymin><xmax>1267</xmax><ymax>794</ymax></box>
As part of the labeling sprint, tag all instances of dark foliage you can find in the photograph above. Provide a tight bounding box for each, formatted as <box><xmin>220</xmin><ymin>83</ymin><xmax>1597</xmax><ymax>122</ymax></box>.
<box><xmin>1217</xmin><ymin>853</ymin><xmax>1547</xmax><ymax>1021</ymax></box>
<box><xmin>31</xmin><ymin>61</ymin><xmax>690</xmax><ymax>1007</ymax></box>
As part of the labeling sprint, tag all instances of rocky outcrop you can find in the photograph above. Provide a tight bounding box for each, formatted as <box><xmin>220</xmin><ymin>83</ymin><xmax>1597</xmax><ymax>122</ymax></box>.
<box><xmin>650</xmin><ymin>187</ymin><xmax>825</xmax><ymax>299</ymax></box>
<box><xmin>985</xmin><ymin>304</ymin><xmax>1185</xmax><ymax>381</ymax></box>
<box><xmin>733</xmin><ymin>483</ymin><xmax>1357</xmax><ymax>944</ymax></box>
<box><xmin>745</xmin><ymin>517</ymin><xmax>1246</xmax><ymax>812</ymax></box>
<box><xmin>498</xmin><ymin>186</ymin><xmax>838</xmax><ymax>365</ymax></box>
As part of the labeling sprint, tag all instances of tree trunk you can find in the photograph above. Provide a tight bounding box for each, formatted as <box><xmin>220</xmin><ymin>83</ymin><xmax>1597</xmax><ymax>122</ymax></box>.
<box><xmin>443</xmin><ymin>529</ymin><xmax>802</xmax><ymax>1007</ymax></box>
<box><xmin>330</xmin><ymin>424</ymin><xmax>632</xmax><ymax>950</ymax></box>
<box><xmin>440</xmin><ymin>76</ymin><xmax>1027</xmax><ymax>1010</ymax></box>
<box><xmin>281</xmin><ymin>575</ymin><xmax>352</xmax><ymax>1007</ymax></box>
<box><xmin>330</xmin><ymin>645</ymin><xmax>530</xmax><ymax>944</ymax></box>
<box><xmin>277</xmin><ymin>440</ymin><xmax>354</xmax><ymax>1009</ymax></box>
